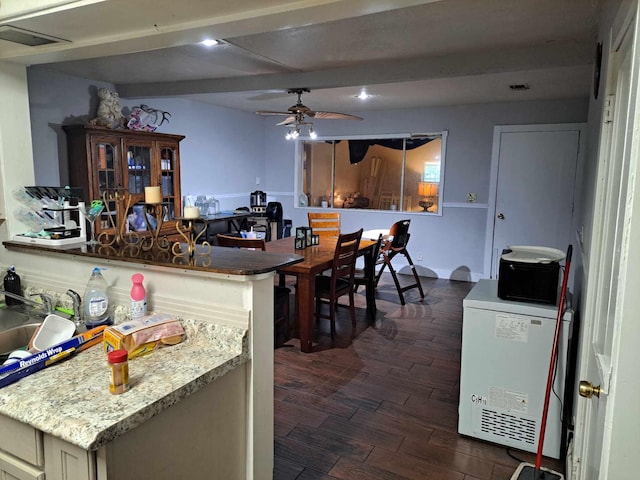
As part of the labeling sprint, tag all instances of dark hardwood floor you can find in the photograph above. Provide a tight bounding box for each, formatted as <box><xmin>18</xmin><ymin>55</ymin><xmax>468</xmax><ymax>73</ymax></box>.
<box><xmin>273</xmin><ymin>274</ymin><xmax>564</xmax><ymax>480</ymax></box>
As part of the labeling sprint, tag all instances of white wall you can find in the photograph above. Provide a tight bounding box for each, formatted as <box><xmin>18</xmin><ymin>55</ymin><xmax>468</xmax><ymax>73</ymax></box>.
<box><xmin>26</xmin><ymin>67</ymin><xmax>588</xmax><ymax>280</ymax></box>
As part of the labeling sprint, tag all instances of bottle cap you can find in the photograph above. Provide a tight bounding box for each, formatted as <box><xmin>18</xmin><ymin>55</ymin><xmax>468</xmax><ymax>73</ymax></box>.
<box><xmin>107</xmin><ymin>349</ymin><xmax>128</xmax><ymax>364</ymax></box>
<box><xmin>132</xmin><ymin>273</ymin><xmax>144</xmax><ymax>283</ymax></box>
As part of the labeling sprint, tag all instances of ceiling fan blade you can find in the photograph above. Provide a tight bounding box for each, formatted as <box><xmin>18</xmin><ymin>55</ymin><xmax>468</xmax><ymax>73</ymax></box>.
<box><xmin>276</xmin><ymin>116</ymin><xmax>296</xmax><ymax>126</ymax></box>
<box><xmin>255</xmin><ymin>110</ymin><xmax>293</xmax><ymax>116</ymax></box>
<box><xmin>309</xmin><ymin>111</ymin><xmax>363</xmax><ymax>120</ymax></box>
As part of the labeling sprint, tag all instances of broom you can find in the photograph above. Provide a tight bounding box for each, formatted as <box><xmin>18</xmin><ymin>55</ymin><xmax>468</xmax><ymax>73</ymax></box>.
<box><xmin>511</xmin><ymin>244</ymin><xmax>572</xmax><ymax>480</ymax></box>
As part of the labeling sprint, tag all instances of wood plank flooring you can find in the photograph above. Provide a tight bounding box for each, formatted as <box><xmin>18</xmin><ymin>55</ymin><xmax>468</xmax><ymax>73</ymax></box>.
<box><xmin>273</xmin><ymin>275</ymin><xmax>564</xmax><ymax>480</ymax></box>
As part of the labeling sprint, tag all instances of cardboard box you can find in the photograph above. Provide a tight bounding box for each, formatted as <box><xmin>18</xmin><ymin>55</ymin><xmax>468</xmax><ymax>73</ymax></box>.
<box><xmin>103</xmin><ymin>313</ymin><xmax>185</xmax><ymax>358</ymax></box>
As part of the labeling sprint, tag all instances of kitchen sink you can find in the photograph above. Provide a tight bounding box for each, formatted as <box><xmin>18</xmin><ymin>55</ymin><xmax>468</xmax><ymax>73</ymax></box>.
<box><xmin>0</xmin><ymin>323</ymin><xmax>41</xmax><ymax>362</ymax></box>
<box><xmin>0</xmin><ymin>306</ymin><xmax>46</xmax><ymax>362</ymax></box>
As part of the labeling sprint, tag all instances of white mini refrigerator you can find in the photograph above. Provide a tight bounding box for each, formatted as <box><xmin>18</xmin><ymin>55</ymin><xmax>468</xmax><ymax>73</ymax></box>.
<box><xmin>458</xmin><ymin>279</ymin><xmax>573</xmax><ymax>459</ymax></box>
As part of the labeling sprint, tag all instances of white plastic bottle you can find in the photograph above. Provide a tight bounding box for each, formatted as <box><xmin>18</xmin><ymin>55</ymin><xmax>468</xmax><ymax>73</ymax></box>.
<box><xmin>130</xmin><ymin>273</ymin><xmax>147</xmax><ymax>320</ymax></box>
<box><xmin>83</xmin><ymin>267</ymin><xmax>112</xmax><ymax>328</ymax></box>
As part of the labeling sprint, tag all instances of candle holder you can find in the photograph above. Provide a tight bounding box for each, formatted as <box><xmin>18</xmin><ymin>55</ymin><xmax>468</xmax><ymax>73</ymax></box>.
<box><xmin>140</xmin><ymin>202</ymin><xmax>171</xmax><ymax>252</ymax></box>
<box><xmin>172</xmin><ymin>219</ymin><xmax>211</xmax><ymax>258</ymax></box>
<box><xmin>97</xmin><ymin>189</ymin><xmax>138</xmax><ymax>247</ymax></box>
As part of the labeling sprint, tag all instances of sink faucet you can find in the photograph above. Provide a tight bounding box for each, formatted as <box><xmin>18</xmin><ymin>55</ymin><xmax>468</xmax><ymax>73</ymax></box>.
<box><xmin>0</xmin><ymin>289</ymin><xmax>53</xmax><ymax>314</ymax></box>
<box><xmin>66</xmin><ymin>289</ymin><xmax>82</xmax><ymax>322</ymax></box>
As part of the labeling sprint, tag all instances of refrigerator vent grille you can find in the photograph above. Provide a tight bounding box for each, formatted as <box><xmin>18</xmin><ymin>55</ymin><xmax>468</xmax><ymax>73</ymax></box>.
<box><xmin>480</xmin><ymin>409</ymin><xmax>536</xmax><ymax>444</ymax></box>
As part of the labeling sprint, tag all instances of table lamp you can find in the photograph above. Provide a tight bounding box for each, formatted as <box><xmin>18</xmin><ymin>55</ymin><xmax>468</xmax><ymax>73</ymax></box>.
<box><xmin>418</xmin><ymin>182</ymin><xmax>438</xmax><ymax>212</ymax></box>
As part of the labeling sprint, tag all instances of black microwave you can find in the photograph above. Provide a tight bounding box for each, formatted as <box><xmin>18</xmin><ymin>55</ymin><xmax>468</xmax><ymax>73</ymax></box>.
<box><xmin>497</xmin><ymin>246</ymin><xmax>565</xmax><ymax>305</ymax></box>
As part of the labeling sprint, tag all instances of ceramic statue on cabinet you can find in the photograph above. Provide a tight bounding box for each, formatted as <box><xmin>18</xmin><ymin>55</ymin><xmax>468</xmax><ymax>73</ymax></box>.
<box><xmin>89</xmin><ymin>88</ymin><xmax>125</xmax><ymax>129</ymax></box>
<box><xmin>126</xmin><ymin>104</ymin><xmax>171</xmax><ymax>132</ymax></box>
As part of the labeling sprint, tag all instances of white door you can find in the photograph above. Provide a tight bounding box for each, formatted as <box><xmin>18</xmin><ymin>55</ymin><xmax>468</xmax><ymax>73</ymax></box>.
<box><xmin>487</xmin><ymin>124</ymin><xmax>584</xmax><ymax>278</ymax></box>
<box><xmin>572</xmin><ymin>4</ymin><xmax>640</xmax><ymax>478</ymax></box>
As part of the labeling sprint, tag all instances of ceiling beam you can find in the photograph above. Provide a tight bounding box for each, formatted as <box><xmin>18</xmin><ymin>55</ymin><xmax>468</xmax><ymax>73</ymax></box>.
<box><xmin>116</xmin><ymin>40</ymin><xmax>593</xmax><ymax>99</ymax></box>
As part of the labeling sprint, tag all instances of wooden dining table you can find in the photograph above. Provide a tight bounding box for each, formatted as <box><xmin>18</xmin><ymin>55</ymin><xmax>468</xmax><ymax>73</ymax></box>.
<box><xmin>266</xmin><ymin>235</ymin><xmax>376</xmax><ymax>353</ymax></box>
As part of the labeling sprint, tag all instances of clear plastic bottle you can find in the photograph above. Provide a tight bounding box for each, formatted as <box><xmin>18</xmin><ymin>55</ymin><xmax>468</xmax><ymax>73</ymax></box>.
<box><xmin>3</xmin><ymin>266</ymin><xmax>22</xmax><ymax>306</ymax></box>
<box><xmin>130</xmin><ymin>273</ymin><xmax>147</xmax><ymax>320</ymax></box>
<box><xmin>83</xmin><ymin>267</ymin><xmax>112</xmax><ymax>328</ymax></box>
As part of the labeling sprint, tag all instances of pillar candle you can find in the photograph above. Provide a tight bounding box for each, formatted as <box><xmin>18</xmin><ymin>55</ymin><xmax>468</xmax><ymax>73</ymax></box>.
<box><xmin>145</xmin><ymin>186</ymin><xmax>162</xmax><ymax>204</ymax></box>
<box><xmin>184</xmin><ymin>206</ymin><xmax>200</xmax><ymax>219</ymax></box>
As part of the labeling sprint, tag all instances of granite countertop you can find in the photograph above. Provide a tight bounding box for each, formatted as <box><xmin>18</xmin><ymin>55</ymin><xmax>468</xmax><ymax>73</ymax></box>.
<box><xmin>0</xmin><ymin>319</ymin><xmax>248</xmax><ymax>451</ymax></box>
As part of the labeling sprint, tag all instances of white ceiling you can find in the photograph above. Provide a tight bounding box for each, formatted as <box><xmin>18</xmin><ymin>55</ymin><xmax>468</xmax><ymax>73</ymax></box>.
<box><xmin>0</xmin><ymin>0</ymin><xmax>599</xmax><ymax>114</ymax></box>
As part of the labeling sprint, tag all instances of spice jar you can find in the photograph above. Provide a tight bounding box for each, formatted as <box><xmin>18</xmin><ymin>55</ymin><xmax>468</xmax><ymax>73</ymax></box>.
<box><xmin>107</xmin><ymin>349</ymin><xmax>130</xmax><ymax>394</ymax></box>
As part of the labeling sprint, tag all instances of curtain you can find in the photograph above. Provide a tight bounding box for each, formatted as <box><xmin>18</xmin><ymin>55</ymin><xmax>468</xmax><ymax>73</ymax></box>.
<box><xmin>341</xmin><ymin>138</ymin><xmax>434</xmax><ymax>164</ymax></box>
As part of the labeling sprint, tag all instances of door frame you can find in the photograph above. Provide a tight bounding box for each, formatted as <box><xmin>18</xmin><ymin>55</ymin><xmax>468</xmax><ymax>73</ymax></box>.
<box><xmin>571</xmin><ymin>1</ymin><xmax>640</xmax><ymax>477</ymax></box>
<box><xmin>484</xmin><ymin>123</ymin><xmax>586</xmax><ymax>278</ymax></box>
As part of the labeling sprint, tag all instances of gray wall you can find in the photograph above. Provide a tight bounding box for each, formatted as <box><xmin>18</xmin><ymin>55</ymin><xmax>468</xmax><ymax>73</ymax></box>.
<box><xmin>27</xmin><ymin>66</ymin><xmax>588</xmax><ymax>280</ymax></box>
<box><xmin>263</xmin><ymin>99</ymin><xmax>588</xmax><ymax>279</ymax></box>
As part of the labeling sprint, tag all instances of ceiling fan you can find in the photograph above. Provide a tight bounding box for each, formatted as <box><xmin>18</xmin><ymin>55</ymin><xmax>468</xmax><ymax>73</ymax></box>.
<box><xmin>255</xmin><ymin>88</ymin><xmax>363</xmax><ymax>126</ymax></box>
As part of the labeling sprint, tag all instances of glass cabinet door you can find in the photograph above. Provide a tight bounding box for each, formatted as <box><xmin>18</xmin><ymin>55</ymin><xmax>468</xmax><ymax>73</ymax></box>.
<box><xmin>94</xmin><ymin>140</ymin><xmax>119</xmax><ymax>230</ymax></box>
<box><xmin>127</xmin><ymin>144</ymin><xmax>152</xmax><ymax>195</ymax></box>
<box><xmin>160</xmin><ymin>145</ymin><xmax>178</xmax><ymax>218</ymax></box>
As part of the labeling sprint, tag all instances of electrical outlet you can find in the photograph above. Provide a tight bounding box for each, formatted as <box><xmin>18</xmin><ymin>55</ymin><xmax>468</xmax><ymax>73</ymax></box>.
<box><xmin>416</xmin><ymin>251</ymin><xmax>423</xmax><ymax>261</ymax></box>
<box><xmin>466</xmin><ymin>192</ymin><xmax>477</xmax><ymax>203</ymax></box>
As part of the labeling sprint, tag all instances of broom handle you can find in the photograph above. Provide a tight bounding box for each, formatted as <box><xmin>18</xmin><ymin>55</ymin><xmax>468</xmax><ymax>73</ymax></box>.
<box><xmin>535</xmin><ymin>244</ymin><xmax>572</xmax><ymax>469</ymax></box>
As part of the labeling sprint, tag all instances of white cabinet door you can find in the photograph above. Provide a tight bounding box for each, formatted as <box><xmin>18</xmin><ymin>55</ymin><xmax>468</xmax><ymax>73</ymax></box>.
<box><xmin>43</xmin><ymin>435</ymin><xmax>95</xmax><ymax>480</ymax></box>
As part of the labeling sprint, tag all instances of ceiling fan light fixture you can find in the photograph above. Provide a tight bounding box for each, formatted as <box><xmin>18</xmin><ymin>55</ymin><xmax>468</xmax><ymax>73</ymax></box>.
<box><xmin>258</xmin><ymin>88</ymin><xmax>361</xmax><ymax>140</ymax></box>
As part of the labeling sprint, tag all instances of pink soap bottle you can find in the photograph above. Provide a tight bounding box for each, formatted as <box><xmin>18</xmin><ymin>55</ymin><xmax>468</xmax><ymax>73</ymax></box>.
<box><xmin>130</xmin><ymin>273</ymin><xmax>147</xmax><ymax>319</ymax></box>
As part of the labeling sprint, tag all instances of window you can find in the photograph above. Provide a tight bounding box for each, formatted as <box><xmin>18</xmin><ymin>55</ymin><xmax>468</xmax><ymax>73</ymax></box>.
<box><xmin>298</xmin><ymin>132</ymin><xmax>447</xmax><ymax>214</ymax></box>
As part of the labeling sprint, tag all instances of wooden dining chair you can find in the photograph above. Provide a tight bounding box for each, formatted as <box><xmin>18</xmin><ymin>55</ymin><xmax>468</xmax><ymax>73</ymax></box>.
<box><xmin>314</xmin><ymin>228</ymin><xmax>363</xmax><ymax>339</ymax></box>
<box><xmin>353</xmin><ymin>233</ymin><xmax>384</xmax><ymax>321</ymax></box>
<box><xmin>216</xmin><ymin>233</ymin><xmax>265</xmax><ymax>250</ymax></box>
<box><xmin>374</xmin><ymin>219</ymin><xmax>425</xmax><ymax>305</ymax></box>
<box><xmin>216</xmin><ymin>234</ymin><xmax>291</xmax><ymax>347</ymax></box>
<box><xmin>308</xmin><ymin>212</ymin><xmax>341</xmax><ymax>237</ymax></box>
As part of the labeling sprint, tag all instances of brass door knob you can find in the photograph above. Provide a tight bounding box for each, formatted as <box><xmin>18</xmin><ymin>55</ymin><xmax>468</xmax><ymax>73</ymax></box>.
<box><xmin>579</xmin><ymin>380</ymin><xmax>602</xmax><ymax>398</ymax></box>
<box><xmin>497</xmin><ymin>213</ymin><xmax>505</xmax><ymax>220</ymax></box>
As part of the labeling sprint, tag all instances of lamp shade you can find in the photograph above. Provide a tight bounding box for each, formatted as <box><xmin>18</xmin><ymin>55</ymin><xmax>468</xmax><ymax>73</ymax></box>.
<box><xmin>418</xmin><ymin>182</ymin><xmax>438</xmax><ymax>197</ymax></box>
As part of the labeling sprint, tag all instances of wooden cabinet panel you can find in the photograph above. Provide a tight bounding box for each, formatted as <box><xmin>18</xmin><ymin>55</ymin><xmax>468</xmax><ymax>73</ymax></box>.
<box><xmin>64</xmin><ymin>125</ymin><xmax>184</xmax><ymax>237</ymax></box>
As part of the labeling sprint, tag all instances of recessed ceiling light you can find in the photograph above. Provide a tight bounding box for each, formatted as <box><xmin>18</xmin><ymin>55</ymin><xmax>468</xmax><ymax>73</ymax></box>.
<box><xmin>200</xmin><ymin>39</ymin><xmax>220</xmax><ymax>47</ymax></box>
<box><xmin>354</xmin><ymin>89</ymin><xmax>372</xmax><ymax>100</ymax></box>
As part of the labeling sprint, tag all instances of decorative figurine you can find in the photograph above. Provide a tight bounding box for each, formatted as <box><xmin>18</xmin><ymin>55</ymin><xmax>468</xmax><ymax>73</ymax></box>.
<box><xmin>89</xmin><ymin>88</ymin><xmax>125</xmax><ymax>129</ymax></box>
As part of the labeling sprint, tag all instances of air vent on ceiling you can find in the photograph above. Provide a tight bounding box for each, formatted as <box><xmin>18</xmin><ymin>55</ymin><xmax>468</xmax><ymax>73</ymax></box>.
<box><xmin>0</xmin><ymin>25</ymin><xmax>68</xmax><ymax>46</ymax></box>
<box><xmin>509</xmin><ymin>83</ymin><xmax>531</xmax><ymax>91</ymax></box>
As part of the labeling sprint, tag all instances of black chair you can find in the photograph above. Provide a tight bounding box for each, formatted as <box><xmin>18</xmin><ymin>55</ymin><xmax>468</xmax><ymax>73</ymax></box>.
<box><xmin>314</xmin><ymin>228</ymin><xmax>363</xmax><ymax>339</ymax></box>
<box><xmin>374</xmin><ymin>219</ymin><xmax>425</xmax><ymax>305</ymax></box>
<box><xmin>216</xmin><ymin>234</ymin><xmax>291</xmax><ymax>347</ymax></box>
<box><xmin>353</xmin><ymin>233</ymin><xmax>384</xmax><ymax>321</ymax></box>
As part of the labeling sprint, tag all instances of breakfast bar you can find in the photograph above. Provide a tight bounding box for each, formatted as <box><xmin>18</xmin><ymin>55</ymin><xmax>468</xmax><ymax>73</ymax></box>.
<box><xmin>0</xmin><ymin>240</ymin><xmax>303</xmax><ymax>480</ymax></box>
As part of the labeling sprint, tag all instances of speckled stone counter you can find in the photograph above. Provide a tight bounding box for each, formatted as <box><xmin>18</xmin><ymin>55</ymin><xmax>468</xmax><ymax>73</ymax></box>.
<box><xmin>0</xmin><ymin>319</ymin><xmax>248</xmax><ymax>451</ymax></box>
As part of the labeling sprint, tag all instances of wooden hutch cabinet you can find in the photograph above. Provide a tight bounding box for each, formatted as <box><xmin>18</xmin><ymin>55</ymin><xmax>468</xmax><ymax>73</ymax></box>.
<box><xmin>63</xmin><ymin>125</ymin><xmax>184</xmax><ymax>237</ymax></box>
